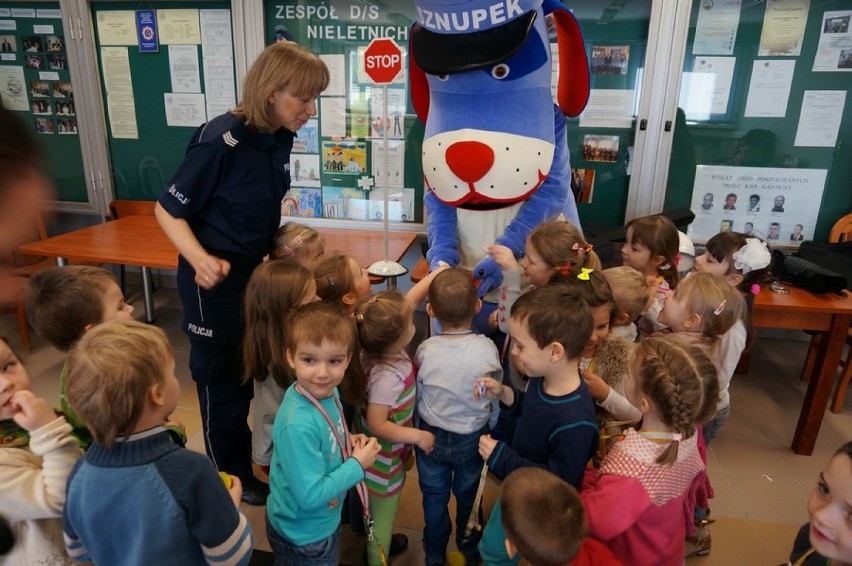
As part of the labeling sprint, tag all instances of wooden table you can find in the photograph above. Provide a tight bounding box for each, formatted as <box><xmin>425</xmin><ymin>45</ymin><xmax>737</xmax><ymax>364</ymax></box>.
<box><xmin>18</xmin><ymin>215</ymin><xmax>418</xmax><ymax>323</ymax></box>
<box><xmin>752</xmin><ymin>285</ymin><xmax>852</xmax><ymax>455</ymax></box>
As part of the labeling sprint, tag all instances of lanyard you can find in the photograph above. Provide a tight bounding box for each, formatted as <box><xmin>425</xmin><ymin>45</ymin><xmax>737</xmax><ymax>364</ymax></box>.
<box><xmin>293</xmin><ymin>385</ymin><xmax>375</xmax><ymax>540</ymax></box>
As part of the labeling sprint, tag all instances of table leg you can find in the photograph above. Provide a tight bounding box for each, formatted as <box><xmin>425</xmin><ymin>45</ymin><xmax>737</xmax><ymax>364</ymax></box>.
<box><xmin>141</xmin><ymin>266</ymin><xmax>155</xmax><ymax>324</ymax></box>
<box><xmin>792</xmin><ymin>313</ymin><xmax>851</xmax><ymax>455</ymax></box>
<box><xmin>56</xmin><ymin>257</ymin><xmax>67</xmax><ymax>267</ymax></box>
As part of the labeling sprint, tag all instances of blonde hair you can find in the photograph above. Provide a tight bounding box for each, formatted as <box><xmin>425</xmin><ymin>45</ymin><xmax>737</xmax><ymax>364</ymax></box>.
<box><xmin>354</xmin><ymin>291</ymin><xmax>411</xmax><ymax>368</ymax></box>
<box><xmin>501</xmin><ymin>468</ymin><xmax>586</xmax><ymax>566</ymax></box>
<box><xmin>25</xmin><ymin>266</ymin><xmax>119</xmax><ymax>351</ymax></box>
<box><xmin>603</xmin><ymin>266</ymin><xmax>651</xmax><ymax>321</ymax></box>
<box><xmin>314</xmin><ymin>253</ymin><xmax>357</xmax><ymax>305</ymax></box>
<box><xmin>528</xmin><ymin>220</ymin><xmax>601</xmax><ymax>274</ymax></box>
<box><xmin>66</xmin><ymin>321</ymin><xmax>172</xmax><ymax>449</ymax></box>
<box><xmin>231</xmin><ymin>42</ymin><xmax>329</xmax><ymax>132</ymax></box>
<box><xmin>272</xmin><ymin>222</ymin><xmax>323</xmax><ymax>264</ymax></box>
<box><xmin>243</xmin><ymin>258</ymin><xmax>313</xmax><ymax>387</ymax></box>
<box><xmin>428</xmin><ymin>268</ymin><xmax>478</xmax><ymax>327</ymax></box>
<box><xmin>675</xmin><ymin>272</ymin><xmax>745</xmax><ymax>339</ymax></box>
<box><xmin>631</xmin><ymin>337</ymin><xmax>718</xmax><ymax>465</ymax></box>
<box><xmin>626</xmin><ymin>215</ymin><xmax>681</xmax><ymax>289</ymax></box>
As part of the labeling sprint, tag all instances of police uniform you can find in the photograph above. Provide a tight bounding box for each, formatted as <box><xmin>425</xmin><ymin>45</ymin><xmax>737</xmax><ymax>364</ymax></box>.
<box><xmin>158</xmin><ymin>112</ymin><xmax>293</xmax><ymax>484</ymax></box>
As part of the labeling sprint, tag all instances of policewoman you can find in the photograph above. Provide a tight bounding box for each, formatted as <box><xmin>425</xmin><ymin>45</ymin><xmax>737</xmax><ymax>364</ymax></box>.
<box><xmin>156</xmin><ymin>41</ymin><xmax>329</xmax><ymax>505</ymax></box>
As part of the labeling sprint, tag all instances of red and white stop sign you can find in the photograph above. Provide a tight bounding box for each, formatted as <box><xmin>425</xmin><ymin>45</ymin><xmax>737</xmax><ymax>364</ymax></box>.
<box><xmin>363</xmin><ymin>37</ymin><xmax>402</xmax><ymax>84</ymax></box>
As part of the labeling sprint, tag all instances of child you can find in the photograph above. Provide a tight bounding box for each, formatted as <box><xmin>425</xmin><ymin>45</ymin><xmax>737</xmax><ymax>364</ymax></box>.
<box><xmin>25</xmin><ymin>266</ymin><xmax>134</xmax><ymax>448</ymax></box>
<box><xmin>501</xmin><ymin>468</ymin><xmax>620</xmax><ymax>566</ymax></box>
<box><xmin>314</xmin><ymin>252</ymin><xmax>374</xmax><ymax>313</ymax></box>
<box><xmin>0</xmin><ymin>337</ymin><xmax>80</xmax><ymax>566</ymax></box>
<box><xmin>787</xmin><ymin>441</ymin><xmax>852</xmax><ymax>566</ymax></box>
<box><xmin>271</xmin><ymin>222</ymin><xmax>325</xmax><ymax>271</ymax></box>
<box><xmin>486</xmin><ymin>219</ymin><xmax>600</xmax><ymax>334</ymax></box>
<box><xmin>474</xmin><ymin>284</ymin><xmax>598</xmax><ymax>565</ymax></box>
<box><xmin>353</xmin><ymin>290</ymin><xmax>436</xmax><ymax>565</ymax></box>
<box><xmin>62</xmin><ymin>321</ymin><xmax>251</xmax><ymax>565</ymax></box>
<box><xmin>243</xmin><ymin>258</ymin><xmax>318</xmax><ymax>474</ymax></box>
<box><xmin>266</xmin><ymin>301</ymin><xmax>380</xmax><ymax>565</ymax></box>
<box><xmin>622</xmin><ymin>215</ymin><xmax>680</xmax><ymax>336</ymax></box>
<box><xmin>602</xmin><ymin>266</ymin><xmax>651</xmax><ymax>343</ymax></box>
<box><xmin>413</xmin><ymin>269</ymin><xmax>503</xmax><ymax>566</ymax></box>
<box><xmin>580</xmin><ymin>337</ymin><xmax>719</xmax><ymax>566</ymax></box>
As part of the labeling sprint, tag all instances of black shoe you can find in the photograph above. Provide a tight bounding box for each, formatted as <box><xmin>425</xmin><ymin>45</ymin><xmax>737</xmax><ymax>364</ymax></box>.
<box><xmin>240</xmin><ymin>477</ymin><xmax>270</xmax><ymax>506</ymax></box>
<box><xmin>389</xmin><ymin>533</ymin><xmax>408</xmax><ymax>556</ymax></box>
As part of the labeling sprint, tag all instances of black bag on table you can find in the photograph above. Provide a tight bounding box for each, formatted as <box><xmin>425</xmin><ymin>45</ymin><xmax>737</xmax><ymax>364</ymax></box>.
<box><xmin>771</xmin><ymin>246</ymin><xmax>849</xmax><ymax>294</ymax></box>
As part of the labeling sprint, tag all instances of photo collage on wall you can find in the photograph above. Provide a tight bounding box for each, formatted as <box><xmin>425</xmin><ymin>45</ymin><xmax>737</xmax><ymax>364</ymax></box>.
<box><xmin>0</xmin><ymin>8</ymin><xmax>76</xmax><ymax>136</ymax></box>
<box><xmin>274</xmin><ymin>28</ymin><xmax>416</xmax><ymax>224</ymax></box>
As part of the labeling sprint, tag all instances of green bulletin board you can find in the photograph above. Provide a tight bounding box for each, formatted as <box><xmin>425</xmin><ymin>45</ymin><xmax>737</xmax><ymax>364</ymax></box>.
<box><xmin>91</xmin><ymin>1</ymin><xmax>233</xmax><ymax>201</ymax></box>
<box><xmin>0</xmin><ymin>3</ymin><xmax>88</xmax><ymax>202</ymax></box>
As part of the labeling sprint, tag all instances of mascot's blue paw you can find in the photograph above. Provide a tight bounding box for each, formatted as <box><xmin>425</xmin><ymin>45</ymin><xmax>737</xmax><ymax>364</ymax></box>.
<box><xmin>472</xmin><ymin>255</ymin><xmax>502</xmax><ymax>298</ymax></box>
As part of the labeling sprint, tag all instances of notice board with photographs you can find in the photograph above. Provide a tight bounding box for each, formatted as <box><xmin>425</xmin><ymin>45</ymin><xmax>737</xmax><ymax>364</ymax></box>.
<box><xmin>0</xmin><ymin>3</ymin><xmax>88</xmax><ymax>202</ymax></box>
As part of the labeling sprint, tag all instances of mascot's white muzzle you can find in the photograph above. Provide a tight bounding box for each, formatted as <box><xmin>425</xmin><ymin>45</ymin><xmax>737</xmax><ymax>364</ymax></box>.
<box><xmin>423</xmin><ymin>128</ymin><xmax>554</xmax><ymax>207</ymax></box>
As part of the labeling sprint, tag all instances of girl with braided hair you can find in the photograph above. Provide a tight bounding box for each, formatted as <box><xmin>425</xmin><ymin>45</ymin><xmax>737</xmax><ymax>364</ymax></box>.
<box><xmin>579</xmin><ymin>336</ymin><xmax>719</xmax><ymax>566</ymax></box>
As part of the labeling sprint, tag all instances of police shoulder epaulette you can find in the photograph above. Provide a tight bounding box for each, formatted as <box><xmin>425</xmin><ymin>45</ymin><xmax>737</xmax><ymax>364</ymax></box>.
<box><xmin>222</xmin><ymin>130</ymin><xmax>239</xmax><ymax>147</ymax></box>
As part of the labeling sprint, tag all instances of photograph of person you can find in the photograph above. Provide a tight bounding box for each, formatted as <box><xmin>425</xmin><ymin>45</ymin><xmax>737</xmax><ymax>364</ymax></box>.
<box><xmin>768</xmin><ymin>222</ymin><xmax>781</xmax><ymax>240</ymax></box>
<box><xmin>0</xmin><ymin>36</ymin><xmax>15</xmax><ymax>53</ymax></box>
<box><xmin>747</xmin><ymin>194</ymin><xmax>760</xmax><ymax>213</ymax></box>
<box><xmin>772</xmin><ymin>195</ymin><xmax>785</xmax><ymax>213</ymax></box>
<box><xmin>723</xmin><ymin>193</ymin><xmax>737</xmax><ymax>210</ymax></box>
<box><xmin>790</xmin><ymin>223</ymin><xmax>804</xmax><ymax>241</ymax></box>
<box><xmin>45</xmin><ymin>35</ymin><xmax>64</xmax><ymax>52</ymax></box>
<box><xmin>743</xmin><ymin>221</ymin><xmax>754</xmax><ymax>236</ymax></box>
<box><xmin>25</xmin><ymin>54</ymin><xmax>43</xmax><ymax>70</ymax></box>
<box><xmin>720</xmin><ymin>219</ymin><xmax>733</xmax><ymax>232</ymax></box>
<box><xmin>23</xmin><ymin>36</ymin><xmax>42</xmax><ymax>52</ymax></box>
<box><xmin>700</xmin><ymin>192</ymin><xmax>714</xmax><ymax>211</ymax></box>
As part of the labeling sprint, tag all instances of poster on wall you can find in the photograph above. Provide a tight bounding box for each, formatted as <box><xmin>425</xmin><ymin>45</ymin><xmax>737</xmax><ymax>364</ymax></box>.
<box><xmin>693</xmin><ymin>0</ymin><xmax>742</xmax><ymax>55</ymax></box>
<box><xmin>813</xmin><ymin>10</ymin><xmax>852</xmax><ymax>72</ymax></box>
<box><xmin>688</xmin><ymin>165</ymin><xmax>827</xmax><ymax>244</ymax></box>
<box><xmin>758</xmin><ymin>0</ymin><xmax>809</xmax><ymax>57</ymax></box>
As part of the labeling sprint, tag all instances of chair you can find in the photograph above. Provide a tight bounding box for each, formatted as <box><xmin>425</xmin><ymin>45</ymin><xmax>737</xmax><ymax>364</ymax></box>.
<box><xmin>108</xmin><ymin>200</ymin><xmax>157</xmax><ymax>296</ymax></box>
<box><xmin>800</xmin><ymin>213</ymin><xmax>852</xmax><ymax>413</ymax></box>
<box><xmin>0</xmin><ymin>278</ymin><xmax>31</xmax><ymax>352</ymax></box>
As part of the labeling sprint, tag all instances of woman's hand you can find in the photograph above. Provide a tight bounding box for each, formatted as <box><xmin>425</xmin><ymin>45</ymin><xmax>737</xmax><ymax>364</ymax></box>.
<box><xmin>194</xmin><ymin>255</ymin><xmax>231</xmax><ymax>289</ymax></box>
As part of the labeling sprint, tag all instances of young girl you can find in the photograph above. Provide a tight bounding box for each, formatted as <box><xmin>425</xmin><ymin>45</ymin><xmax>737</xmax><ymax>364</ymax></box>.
<box><xmin>622</xmin><ymin>215</ymin><xmax>681</xmax><ymax>336</ymax></box>
<box><xmin>266</xmin><ymin>301</ymin><xmax>381</xmax><ymax>565</ymax></box>
<box><xmin>486</xmin><ymin>219</ymin><xmax>600</xmax><ymax>333</ymax></box>
<box><xmin>353</xmin><ymin>291</ymin><xmax>436</xmax><ymax>566</ymax></box>
<box><xmin>271</xmin><ymin>222</ymin><xmax>326</xmax><ymax>272</ymax></box>
<box><xmin>692</xmin><ymin>232</ymin><xmax>771</xmax><ymax>444</ymax></box>
<box><xmin>243</xmin><ymin>258</ymin><xmax>318</xmax><ymax>474</ymax></box>
<box><xmin>787</xmin><ymin>441</ymin><xmax>852</xmax><ymax>566</ymax></box>
<box><xmin>314</xmin><ymin>252</ymin><xmax>374</xmax><ymax>313</ymax></box>
<box><xmin>580</xmin><ymin>336</ymin><xmax>719</xmax><ymax>566</ymax></box>
<box><xmin>0</xmin><ymin>337</ymin><xmax>81</xmax><ymax>565</ymax></box>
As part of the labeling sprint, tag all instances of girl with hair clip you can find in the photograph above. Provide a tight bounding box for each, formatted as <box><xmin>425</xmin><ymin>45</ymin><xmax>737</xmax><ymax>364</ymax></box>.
<box><xmin>271</xmin><ymin>222</ymin><xmax>325</xmax><ymax>272</ymax></box>
<box><xmin>485</xmin><ymin>219</ymin><xmax>600</xmax><ymax>335</ymax></box>
<box><xmin>622</xmin><ymin>215</ymin><xmax>681</xmax><ymax>337</ymax></box>
<box><xmin>580</xmin><ymin>336</ymin><xmax>720</xmax><ymax>566</ymax></box>
<box><xmin>314</xmin><ymin>253</ymin><xmax>374</xmax><ymax>315</ymax></box>
<box><xmin>242</xmin><ymin>258</ymin><xmax>319</xmax><ymax>475</ymax></box>
<box><xmin>353</xmin><ymin>291</ymin><xmax>436</xmax><ymax>566</ymax></box>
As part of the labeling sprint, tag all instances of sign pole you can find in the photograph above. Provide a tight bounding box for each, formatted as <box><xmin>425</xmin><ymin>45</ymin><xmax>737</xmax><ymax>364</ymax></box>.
<box><xmin>382</xmin><ymin>83</ymin><xmax>389</xmax><ymax>264</ymax></box>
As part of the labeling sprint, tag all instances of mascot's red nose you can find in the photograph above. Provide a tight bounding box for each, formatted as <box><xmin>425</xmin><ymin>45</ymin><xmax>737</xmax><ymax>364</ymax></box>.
<box><xmin>445</xmin><ymin>141</ymin><xmax>495</xmax><ymax>183</ymax></box>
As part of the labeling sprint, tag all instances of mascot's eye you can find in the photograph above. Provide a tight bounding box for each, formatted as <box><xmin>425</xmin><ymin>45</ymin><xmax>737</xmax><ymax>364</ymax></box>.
<box><xmin>437</xmin><ymin>74</ymin><xmax>449</xmax><ymax>81</ymax></box>
<box><xmin>491</xmin><ymin>64</ymin><xmax>510</xmax><ymax>79</ymax></box>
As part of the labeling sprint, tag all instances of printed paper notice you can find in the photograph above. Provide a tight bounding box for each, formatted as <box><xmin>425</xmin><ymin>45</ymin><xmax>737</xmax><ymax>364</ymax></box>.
<box><xmin>96</xmin><ymin>11</ymin><xmax>137</xmax><ymax>46</ymax></box>
<box><xmin>579</xmin><ymin>89</ymin><xmax>635</xmax><ymax>128</ymax></box>
<box><xmin>164</xmin><ymin>93</ymin><xmax>206</xmax><ymax>127</ymax></box>
<box><xmin>758</xmin><ymin>0</ymin><xmax>809</xmax><ymax>56</ymax></box>
<box><xmin>744</xmin><ymin>59</ymin><xmax>795</xmax><ymax>117</ymax></box>
<box><xmin>321</xmin><ymin>54</ymin><xmax>345</xmax><ymax>96</ymax></box>
<box><xmin>320</xmin><ymin>97</ymin><xmax>346</xmax><ymax>137</ymax></box>
<box><xmin>169</xmin><ymin>45</ymin><xmax>200</xmax><ymax>93</ymax></box>
<box><xmin>100</xmin><ymin>47</ymin><xmax>138</xmax><ymax>139</ymax></box>
<box><xmin>158</xmin><ymin>9</ymin><xmax>201</xmax><ymax>45</ymax></box>
<box><xmin>693</xmin><ymin>57</ymin><xmax>735</xmax><ymax>114</ymax></box>
<box><xmin>199</xmin><ymin>10</ymin><xmax>232</xmax><ymax>59</ymax></box>
<box><xmin>369</xmin><ymin>88</ymin><xmax>407</xmax><ymax>139</ymax></box>
<box><xmin>813</xmin><ymin>11</ymin><xmax>852</xmax><ymax>72</ymax></box>
<box><xmin>794</xmin><ymin>90</ymin><xmax>846</xmax><ymax>147</ymax></box>
<box><xmin>0</xmin><ymin>66</ymin><xmax>28</xmax><ymax>111</ymax></box>
<box><xmin>371</xmin><ymin>139</ymin><xmax>405</xmax><ymax>189</ymax></box>
<box><xmin>694</xmin><ymin>0</ymin><xmax>741</xmax><ymax>55</ymax></box>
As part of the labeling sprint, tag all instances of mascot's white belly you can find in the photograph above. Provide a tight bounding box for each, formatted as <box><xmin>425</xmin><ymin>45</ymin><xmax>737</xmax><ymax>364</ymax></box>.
<box><xmin>423</xmin><ymin>129</ymin><xmax>555</xmax><ymax>206</ymax></box>
<box><xmin>456</xmin><ymin>204</ymin><xmax>523</xmax><ymax>270</ymax></box>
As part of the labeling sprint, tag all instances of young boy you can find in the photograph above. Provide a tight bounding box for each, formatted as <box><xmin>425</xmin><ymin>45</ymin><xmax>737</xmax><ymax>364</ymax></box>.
<box><xmin>414</xmin><ymin>268</ymin><xmax>503</xmax><ymax>566</ymax></box>
<box><xmin>62</xmin><ymin>321</ymin><xmax>252</xmax><ymax>566</ymax></box>
<box><xmin>474</xmin><ymin>284</ymin><xmax>599</xmax><ymax>565</ymax></box>
<box><xmin>25</xmin><ymin>266</ymin><xmax>134</xmax><ymax>448</ymax></box>
<box><xmin>267</xmin><ymin>302</ymin><xmax>380</xmax><ymax>564</ymax></box>
<box><xmin>602</xmin><ymin>266</ymin><xmax>650</xmax><ymax>343</ymax></box>
<box><xmin>501</xmin><ymin>468</ymin><xmax>620</xmax><ymax>566</ymax></box>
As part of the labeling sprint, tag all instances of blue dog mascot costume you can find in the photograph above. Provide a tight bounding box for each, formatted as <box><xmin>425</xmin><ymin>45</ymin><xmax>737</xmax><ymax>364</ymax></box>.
<box><xmin>409</xmin><ymin>0</ymin><xmax>590</xmax><ymax>301</ymax></box>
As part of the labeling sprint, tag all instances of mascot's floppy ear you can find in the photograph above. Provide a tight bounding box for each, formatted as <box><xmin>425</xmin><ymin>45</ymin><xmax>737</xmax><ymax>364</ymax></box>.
<box><xmin>544</xmin><ymin>0</ymin><xmax>590</xmax><ymax>117</ymax></box>
<box><xmin>408</xmin><ymin>25</ymin><xmax>430</xmax><ymax>124</ymax></box>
